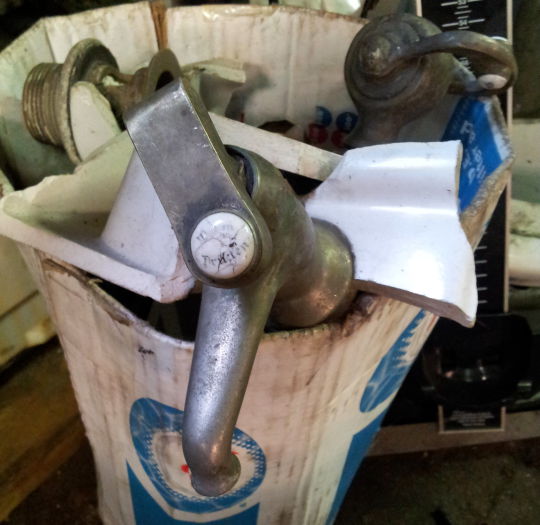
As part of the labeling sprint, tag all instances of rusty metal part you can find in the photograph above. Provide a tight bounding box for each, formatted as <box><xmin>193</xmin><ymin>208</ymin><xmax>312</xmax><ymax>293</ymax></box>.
<box><xmin>23</xmin><ymin>39</ymin><xmax>117</xmax><ymax>164</ymax></box>
<box><xmin>344</xmin><ymin>13</ymin><xmax>517</xmax><ymax>147</ymax></box>
<box><xmin>100</xmin><ymin>48</ymin><xmax>181</xmax><ymax>121</ymax></box>
<box><xmin>22</xmin><ymin>39</ymin><xmax>181</xmax><ymax>164</ymax></box>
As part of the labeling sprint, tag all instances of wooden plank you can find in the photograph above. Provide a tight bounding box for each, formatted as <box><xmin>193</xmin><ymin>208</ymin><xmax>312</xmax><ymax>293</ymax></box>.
<box><xmin>0</xmin><ymin>341</ymin><xmax>85</xmax><ymax>521</ymax></box>
<box><xmin>368</xmin><ymin>411</ymin><xmax>540</xmax><ymax>457</ymax></box>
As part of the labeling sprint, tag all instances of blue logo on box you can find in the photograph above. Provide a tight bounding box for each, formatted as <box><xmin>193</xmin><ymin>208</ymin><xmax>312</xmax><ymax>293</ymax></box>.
<box><xmin>128</xmin><ymin>398</ymin><xmax>265</xmax><ymax>520</ymax></box>
<box><xmin>128</xmin><ymin>464</ymin><xmax>260</xmax><ymax>525</ymax></box>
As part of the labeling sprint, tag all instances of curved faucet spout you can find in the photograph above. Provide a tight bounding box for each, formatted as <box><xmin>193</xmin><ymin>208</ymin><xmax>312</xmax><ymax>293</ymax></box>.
<box><xmin>183</xmin><ymin>277</ymin><xmax>279</xmax><ymax>496</ymax></box>
<box><xmin>181</xmin><ymin>148</ymin><xmax>354</xmax><ymax>497</ymax></box>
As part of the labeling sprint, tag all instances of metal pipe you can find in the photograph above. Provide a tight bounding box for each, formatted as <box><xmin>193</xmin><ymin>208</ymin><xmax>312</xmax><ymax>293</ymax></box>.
<box><xmin>183</xmin><ymin>277</ymin><xmax>278</xmax><ymax>496</ymax></box>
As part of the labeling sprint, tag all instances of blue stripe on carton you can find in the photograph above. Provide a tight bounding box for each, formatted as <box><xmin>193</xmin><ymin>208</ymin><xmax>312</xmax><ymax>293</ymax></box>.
<box><xmin>442</xmin><ymin>98</ymin><xmax>504</xmax><ymax>211</ymax></box>
<box><xmin>129</xmin><ymin>398</ymin><xmax>265</xmax><ymax>514</ymax></box>
<box><xmin>360</xmin><ymin>311</ymin><xmax>426</xmax><ymax>413</ymax></box>
<box><xmin>326</xmin><ymin>311</ymin><xmax>428</xmax><ymax>523</ymax></box>
<box><xmin>326</xmin><ymin>412</ymin><xmax>386</xmax><ymax>525</ymax></box>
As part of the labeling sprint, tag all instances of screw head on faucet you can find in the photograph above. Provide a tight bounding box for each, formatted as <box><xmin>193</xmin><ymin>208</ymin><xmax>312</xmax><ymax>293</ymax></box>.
<box><xmin>190</xmin><ymin>212</ymin><xmax>256</xmax><ymax>279</ymax></box>
<box><xmin>360</xmin><ymin>34</ymin><xmax>393</xmax><ymax>76</ymax></box>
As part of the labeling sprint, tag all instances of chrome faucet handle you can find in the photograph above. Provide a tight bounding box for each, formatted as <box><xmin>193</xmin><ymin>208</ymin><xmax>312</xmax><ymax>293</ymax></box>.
<box><xmin>125</xmin><ymin>78</ymin><xmax>272</xmax><ymax>287</ymax></box>
<box><xmin>344</xmin><ymin>13</ymin><xmax>517</xmax><ymax>147</ymax></box>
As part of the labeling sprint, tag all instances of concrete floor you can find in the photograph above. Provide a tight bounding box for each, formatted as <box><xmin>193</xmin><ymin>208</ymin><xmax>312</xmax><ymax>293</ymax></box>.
<box><xmin>3</xmin><ymin>434</ymin><xmax>540</xmax><ymax>525</ymax></box>
<box><xmin>337</xmin><ymin>438</ymin><xmax>540</xmax><ymax>525</ymax></box>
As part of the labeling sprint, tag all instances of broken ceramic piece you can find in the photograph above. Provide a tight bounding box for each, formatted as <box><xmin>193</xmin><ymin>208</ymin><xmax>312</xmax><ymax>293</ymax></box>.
<box><xmin>0</xmin><ymin>127</ymin><xmax>476</xmax><ymax>326</ymax></box>
<box><xmin>304</xmin><ymin>141</ymin><xmax>477</xmax><ymax>326</ymax></box>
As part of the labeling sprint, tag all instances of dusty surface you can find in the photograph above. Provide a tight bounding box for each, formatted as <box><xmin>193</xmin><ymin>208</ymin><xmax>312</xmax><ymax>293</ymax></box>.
<box><xmin>3</xmin><ymin>435</ymin><xmax>540</xmax><ymax>524</ymax></box>
<box><xmin>2</xmin><ymin>442</ymin><xmax>101</xmax><ymax>525</ymax></box>
<box><xmin>336</xmin><ymin>438</ymin><xmax>540</xmax><ymax>525</ymax></box>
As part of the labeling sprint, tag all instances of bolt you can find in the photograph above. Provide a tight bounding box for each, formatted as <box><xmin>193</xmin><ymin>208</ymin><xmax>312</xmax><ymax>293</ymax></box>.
<box><xmin>22</xmin><ymin>39</ymin><xmax>180</xmax><ymax>164</ymax></box>
<box><xmin>361</xmin><ymin>34</ymin><xmax>393</xmax><ymax>76</ymax></box>
<box><xmin>22</xmin><ymin>39</ymin><xmax>119</xmax><ymax>163</ymax></box>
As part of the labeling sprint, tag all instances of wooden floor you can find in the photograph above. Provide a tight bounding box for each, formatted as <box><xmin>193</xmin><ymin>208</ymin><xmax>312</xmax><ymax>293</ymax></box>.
<box><xmin>0</xmin><ymin>340</ymin><xmax>85</xmax><ymax>521</ymax></box>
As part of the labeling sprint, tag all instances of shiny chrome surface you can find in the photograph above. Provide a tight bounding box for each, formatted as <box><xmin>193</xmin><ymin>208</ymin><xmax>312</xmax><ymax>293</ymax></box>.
<box><xmin>125</xmin><ymin>82</ymin><xmax>354</xmax><ymax>496</ymax></box>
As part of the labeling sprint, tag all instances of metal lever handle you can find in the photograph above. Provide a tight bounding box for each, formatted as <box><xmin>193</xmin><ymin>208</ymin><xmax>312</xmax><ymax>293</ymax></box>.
<box><xmin>183</xmin><ymin>277</ymin><xmax>278</xmax><ymax>496</ymax></box>
<box><xmin>125</xmin><ymin>78</ymin><xmax>272</xmax><ymax>287</ymax></box>
<box><xmin>393</xmin><ymin>31</ymin><xmax>517</xmax><ymax>95</ymax></box>
<box><xmin>344</xmin><ymin>13</ymin><xmax>517</xmax><ymax>147</ymax></box>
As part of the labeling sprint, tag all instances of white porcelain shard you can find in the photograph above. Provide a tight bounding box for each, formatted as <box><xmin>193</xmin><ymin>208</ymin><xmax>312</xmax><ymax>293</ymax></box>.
<box><xmin>0</xmin><ymin>135</ymin><xmax>194</xmax><ymax>303</ymax></box>
<box><xmin>70</xmin><ymin>81</ymin><xmax>121</xmax><ymax>162</ymax></box>
<box><xmin>183</xmin><ymin>58</ymin><xmax>247</xmax><ymax>115</ymax></box>
<box><xmin>0</xmin><ymin>126</ymin><xmax>477</xmax><ymax>323</ymax></box>
<box><xmin>304</xmin><ymin>141</ymin><xmax>477</xmax><ymax>327</ymax></box>
<box><xmin>0</xmin><ymin>122</ymin><xmax>338</xmax><ymax>303</ymax></box>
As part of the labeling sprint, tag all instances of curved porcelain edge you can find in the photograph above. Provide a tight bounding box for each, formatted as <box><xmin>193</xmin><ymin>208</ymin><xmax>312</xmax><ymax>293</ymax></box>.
<box><xmin>304</xmin><ymin>141</ymin><xmax>478</xmax><ymax>327</ymax></box>
<box><xmin>0</xmin><ymin>205</ymin><xmax>195</xmax><ymax>302</ymax></box>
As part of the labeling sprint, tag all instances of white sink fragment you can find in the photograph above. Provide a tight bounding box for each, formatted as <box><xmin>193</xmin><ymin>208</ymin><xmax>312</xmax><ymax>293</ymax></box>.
<box><xmin>70</xmin><ymin>81</ymin><xmax>121</xmax><ymax>162</ymax></box>
<box><xmin>304</xmin><ymin>141</ymin><xmax>477</xmax><ymax>326</ymax></box>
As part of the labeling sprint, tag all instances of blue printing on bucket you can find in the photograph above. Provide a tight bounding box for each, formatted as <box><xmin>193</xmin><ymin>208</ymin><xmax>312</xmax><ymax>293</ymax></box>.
<box><xmin>327</xmin><ymin>310</ymin><xmax>428</xmax><ymax>524</ymax></box>
<box><xmin>128</xmin><ymin>464</ymin><xmax>259</xmax><ymax>525</ymax></box>
<box><xmin>129</xmin><ymin>398</ymin><xmax>265</xmax><ymax>517</ymax></box>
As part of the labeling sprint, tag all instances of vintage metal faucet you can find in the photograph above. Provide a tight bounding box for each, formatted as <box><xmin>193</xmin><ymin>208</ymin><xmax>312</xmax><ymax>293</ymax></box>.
<box><xmin>344</xmin><ymin>13</ymin><xmax>517</xmax><ymax>146</ymax></box>
<box><xmin>125</xmin><ymin>78</ymin><xmax>355</xmax><ymax>496</ymax></box>
<box><xmin>22</xmin><ymin>39</ymin><xmax>181</xmax><ymax>164</ymax></box>
<box><xmin>10</xmin><ymin>54</ymin><xmax>480</xmax><ymax>499</ymax></box>
<box><xmin>17</xmin><ymin>22</ymin><xmax>508</xmax><ymax>498</ymax></box>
